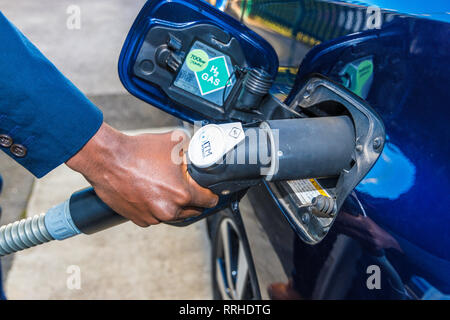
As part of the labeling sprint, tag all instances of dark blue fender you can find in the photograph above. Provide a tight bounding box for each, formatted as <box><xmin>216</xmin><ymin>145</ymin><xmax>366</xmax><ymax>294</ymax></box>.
<box><xmin>284</xmin><ymin>13</ymin><xmax>450</xmax><ymax>294</ymax></box>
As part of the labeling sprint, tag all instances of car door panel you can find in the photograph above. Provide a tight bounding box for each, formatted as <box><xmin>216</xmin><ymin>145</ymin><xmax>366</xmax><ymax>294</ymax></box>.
<box><xmin>219</xmin><ymin>0</ymin><xmax>450</xmax><ymax>299</ymax></box>
<box><xmin>118</xmin><ymin>0</ymin><xmax>278</xmax><ymax>123</ymax></box>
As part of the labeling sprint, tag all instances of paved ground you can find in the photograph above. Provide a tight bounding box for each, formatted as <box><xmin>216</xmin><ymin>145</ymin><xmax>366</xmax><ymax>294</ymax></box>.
<box><xmin>0</xmin><ymin>157</ymin><xmax>35</xmax><ymax>282</ymax></box>
<box><xmin>0</xmin><ymin>1</ymin><xmax>212</xmax><ymax>299</ymax></box>
<box><xmin>1</xmin><ymin>0</ymin><xmax>147</xmax><ymax>96</ymax></box>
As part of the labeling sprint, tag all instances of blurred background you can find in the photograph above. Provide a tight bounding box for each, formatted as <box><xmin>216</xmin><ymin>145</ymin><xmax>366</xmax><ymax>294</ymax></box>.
<box><xmin>0</xmin><ymin>0</ymin><xmax>212</xmax><ymax>299</ymax></box>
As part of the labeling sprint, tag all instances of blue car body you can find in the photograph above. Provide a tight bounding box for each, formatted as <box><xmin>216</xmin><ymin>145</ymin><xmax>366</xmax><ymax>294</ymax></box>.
<box><xmin>282</xmin><ymin>0</ymin><xmax>450</xmax><ymax>296</ymax></box>
<box><xmin>119</xmin><ymin>0</ymin><xmax>450</xmax><ymax>299</ymax></box>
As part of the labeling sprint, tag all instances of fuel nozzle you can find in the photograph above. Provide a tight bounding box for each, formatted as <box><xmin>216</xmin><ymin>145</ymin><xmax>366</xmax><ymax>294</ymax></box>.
<box><xmin>187</xmin><ymin>116</ymin><xmax>356</xmax><ymax>195</ymax></box>
<box><xmin>0</xmin><ymin>116</ymin><xmax>356</xmax><ymax>257</ymax></box>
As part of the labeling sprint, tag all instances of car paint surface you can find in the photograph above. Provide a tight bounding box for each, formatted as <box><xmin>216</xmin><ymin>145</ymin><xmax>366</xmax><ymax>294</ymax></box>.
<box><xmin>120</xmin><ymin>0</ymin><xmax>450</xmax><ymax>299</ymax></box>
<box><xmin>212</xmin><ymin>0</ymin><xmax>450</xmax><ymax>298</ymax></box>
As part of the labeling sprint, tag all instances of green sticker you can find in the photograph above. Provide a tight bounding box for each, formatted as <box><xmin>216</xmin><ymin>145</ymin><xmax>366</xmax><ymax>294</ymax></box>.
<box><xmin>195</xmin><ymin>56</ymin><xmax>232</xmax><ymax>95</ymax></box>
<box><xmin>340</xmin><ymin>58</ymin><xmax>374</xmax><ymax>98</ymax></box>
<box><xmin>186</xmin><ymin>49</ymin><xmax>209</xmax><ymax>72</ymax></box>
<box><xmin>173</xmin><ymin>41</ymin><xmax>235</xmax><ymax>106</ymax></box>
<box><xmin>354</xmin><ymin>60</ymin><xmax>373</xmax><ymax>96</ymax></box>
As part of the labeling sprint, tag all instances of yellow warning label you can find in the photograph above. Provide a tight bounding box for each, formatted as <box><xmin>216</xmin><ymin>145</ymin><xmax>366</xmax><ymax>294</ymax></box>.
<box><xmin>286</xmin><ymin>179</ymin><xmax>330</xmax><ymax>204</ymax></box>
<box><xmin>308</xmin><ymin>179</ymin><xmax>329</xmax><ymax>197</ymax></box>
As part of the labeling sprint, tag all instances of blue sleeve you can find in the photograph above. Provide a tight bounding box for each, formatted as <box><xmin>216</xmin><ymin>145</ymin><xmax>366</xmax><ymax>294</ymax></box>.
<box><xmin>0</xmin><ymin>12</ymin><xmax>103</xmax><ymax>178</ymax></box>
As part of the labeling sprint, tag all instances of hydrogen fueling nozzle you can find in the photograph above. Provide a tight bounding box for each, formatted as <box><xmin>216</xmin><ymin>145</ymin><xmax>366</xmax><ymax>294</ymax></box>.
<box><xmin>0</xmin><ymin>116</ymin><xmax>355</xmax><ymax>256</ymax></box>
<box><xmin>187</xmin><ymin>116</ymin><xmax>355</xmax><ymax>195</ymax></box>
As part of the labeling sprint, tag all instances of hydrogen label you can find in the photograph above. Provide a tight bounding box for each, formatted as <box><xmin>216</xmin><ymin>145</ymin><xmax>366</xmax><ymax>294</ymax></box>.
<box><xmin>196</xmin><ymin>56</ymin><xmax>231</xmax><ymax>96</ymax></box>
<box><xmin>174</xmin><ymin>41</ymin><xmax>235</xmax><ymax>106</ymax></box>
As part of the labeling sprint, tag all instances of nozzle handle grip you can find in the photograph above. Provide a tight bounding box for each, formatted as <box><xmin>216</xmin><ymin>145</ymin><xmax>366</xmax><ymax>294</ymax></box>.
<box><xmin>69</xmin><ymin>188</ymin><xmax>127</xmax><ymax>235</ymax></box>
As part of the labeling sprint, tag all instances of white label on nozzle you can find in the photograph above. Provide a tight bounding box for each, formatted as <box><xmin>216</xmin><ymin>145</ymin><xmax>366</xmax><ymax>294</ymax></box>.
<box><xmin>188</xmin><ymin>122</ymin><xmax>245</xmax><ymax>169</ymax></box>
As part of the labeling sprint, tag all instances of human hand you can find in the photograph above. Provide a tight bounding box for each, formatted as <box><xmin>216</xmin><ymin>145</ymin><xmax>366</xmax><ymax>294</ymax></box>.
<box><xmin>66</xmin><ymin>122</ymin><xmax>218</xmax><ymax>227</ymax></box>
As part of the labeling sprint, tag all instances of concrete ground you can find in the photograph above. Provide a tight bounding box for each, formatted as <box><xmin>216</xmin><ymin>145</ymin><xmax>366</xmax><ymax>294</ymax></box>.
<box><xmin>0</xmin><ymin>1</ymin><xmax>212</xmax><ymax>299</ymax></box>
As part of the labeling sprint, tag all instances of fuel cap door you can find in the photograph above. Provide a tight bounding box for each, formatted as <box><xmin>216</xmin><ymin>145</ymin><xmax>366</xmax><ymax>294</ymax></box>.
<box><xmin>118</xmin><ymin>0</ymin><xmax>278</xmax><ymax>123</ymax></box>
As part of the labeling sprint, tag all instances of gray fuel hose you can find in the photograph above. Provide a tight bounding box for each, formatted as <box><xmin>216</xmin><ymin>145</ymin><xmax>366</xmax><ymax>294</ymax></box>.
<box><xmin>0</xmin><ymin>188</ymin><xmax>126</xmax><ymax>256</ymax></box>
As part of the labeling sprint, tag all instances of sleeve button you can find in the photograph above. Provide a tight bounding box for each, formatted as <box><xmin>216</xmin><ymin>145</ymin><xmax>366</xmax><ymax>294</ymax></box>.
<box><xmin>0</xmin><ymin>134</ymin><xmax>13</xmax><ymax>148</ymax></box>
<box><xmin>10</xmin><ymin>144</ymin><xmax>27</xmax><ymax>158</ymax></box>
